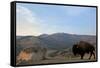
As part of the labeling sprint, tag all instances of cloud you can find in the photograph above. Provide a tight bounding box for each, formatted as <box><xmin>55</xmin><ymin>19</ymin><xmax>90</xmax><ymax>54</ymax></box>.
<box><xmin>16</xmin><ymin>5</ymin><xmax>42</xmax><ymax>36</ymax></box>
<box><xmin>17</xmin><ymin>5</ymin><xmax>37</xmax><ymax>24</ymax></box>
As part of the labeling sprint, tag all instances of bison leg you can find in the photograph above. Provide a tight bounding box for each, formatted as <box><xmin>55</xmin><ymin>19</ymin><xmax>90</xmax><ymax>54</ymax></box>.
<box><xmin>92</xmin><ymin>51</ymin><xmax>95</xmax><ymax>59</ymax></box>
<box><xmin>89</xmin><ymin>52</ymin><xmax>92</xmax><ymax>59</ymax></box>
<box><xmin>89</xmin><ymin>51</ymin><xmax>95</xmax><ymax>59</ymax></box>
<box><xmin>81</xmin><ymin>54</ymin><xmax>84</xmax><ymax>59</ymax></box>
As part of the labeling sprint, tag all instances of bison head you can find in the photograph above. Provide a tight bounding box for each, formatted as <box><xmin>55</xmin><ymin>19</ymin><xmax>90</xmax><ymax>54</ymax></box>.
<box><xmin>72</xmin><ymin>44</ymin><xmax>80</xmax><ymax>56</ymax></box>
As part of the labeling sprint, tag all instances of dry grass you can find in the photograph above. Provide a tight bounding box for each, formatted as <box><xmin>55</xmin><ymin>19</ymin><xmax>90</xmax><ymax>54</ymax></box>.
<box><xmin>17</xmin><ymin>53</ymin><xmax>96</xmax><ymax>65</ymax></box>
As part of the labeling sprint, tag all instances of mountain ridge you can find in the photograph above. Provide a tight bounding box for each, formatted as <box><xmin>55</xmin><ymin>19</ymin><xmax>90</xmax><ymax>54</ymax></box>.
<box><xmin>16</xmin><ymin>33</ymin><xmax>96</xmax><ymax>50</ymax></box>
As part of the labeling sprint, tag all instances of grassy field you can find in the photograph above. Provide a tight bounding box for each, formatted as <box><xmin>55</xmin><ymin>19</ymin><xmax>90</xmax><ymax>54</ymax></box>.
<box><xmin>31</xmin><ymin>54</ymin><xmax>96</xmax><ymax>64</ymax></box>
<box><xmin>17</xmin><ymin>53</ymin><xmax>96</xmax><ymax>65</ymax></box>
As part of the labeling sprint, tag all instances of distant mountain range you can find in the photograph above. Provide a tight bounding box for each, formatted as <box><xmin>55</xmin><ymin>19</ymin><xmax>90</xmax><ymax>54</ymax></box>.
<box><xmin>16</xmin><ymin>33</ymin><xmax>96</xmax><ymax>50</ymax></box>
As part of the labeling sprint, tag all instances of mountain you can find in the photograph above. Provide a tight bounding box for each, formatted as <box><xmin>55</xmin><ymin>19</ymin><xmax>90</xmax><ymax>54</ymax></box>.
<box><xmin>16</xmin><ymin>36</ymin><xmax>47</xmax><ymax>55</ymax></box>
<box><xmin>38</xmin><ymin>33</ymin><xmax>96</xmax><ymax>49</ymax></box>
<box><xmin>16</xmin><ymin>33</ymin><xmax>96</xmax><ymax>50</ymax></box>
<box><xmin>16</xmin><ymin>36</ymin><xmax>47</xmax><ymax>48</ymax></box>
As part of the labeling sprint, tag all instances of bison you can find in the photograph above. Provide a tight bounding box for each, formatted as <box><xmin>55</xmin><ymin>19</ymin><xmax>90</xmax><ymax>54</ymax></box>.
<box><xmin>72</xmin><ymin>41</ymin><xmax>95</xmax><ymax>59</ymax></box>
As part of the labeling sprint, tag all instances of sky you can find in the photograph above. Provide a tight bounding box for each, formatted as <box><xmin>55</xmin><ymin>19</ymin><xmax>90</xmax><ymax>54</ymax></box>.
<box><xmin>16</xmin><ymin>3</ymin><xmax>96</xmax><ymax>36</ymax></box>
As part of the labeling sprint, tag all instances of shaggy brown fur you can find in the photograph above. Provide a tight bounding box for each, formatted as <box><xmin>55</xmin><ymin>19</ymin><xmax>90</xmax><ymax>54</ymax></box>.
<box><xmin>72</xmin><ymin>41</ymin><xmax>95</xmax><ymax>59</ymax></box>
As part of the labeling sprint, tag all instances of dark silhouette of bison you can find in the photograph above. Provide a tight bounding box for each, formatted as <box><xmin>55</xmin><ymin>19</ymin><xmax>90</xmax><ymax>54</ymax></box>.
<box><xmin>72</xmin><ymin>41</ymin><xmax>95</xmax><ymax>59</ymax></box>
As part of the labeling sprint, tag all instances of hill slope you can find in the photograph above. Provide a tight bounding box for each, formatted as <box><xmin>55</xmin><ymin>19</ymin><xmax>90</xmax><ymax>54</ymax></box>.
<box><xmin>16</xmin><ymin>33</ymin><xmax>96</xmax><ymax>50</ymax></box>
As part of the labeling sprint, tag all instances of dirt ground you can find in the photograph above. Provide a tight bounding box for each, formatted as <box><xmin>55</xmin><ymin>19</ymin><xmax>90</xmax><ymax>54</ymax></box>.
<box><xmin>17</xmin><ymin>53</ymin><xmax>96</xmax><ymax>65</ymax></box>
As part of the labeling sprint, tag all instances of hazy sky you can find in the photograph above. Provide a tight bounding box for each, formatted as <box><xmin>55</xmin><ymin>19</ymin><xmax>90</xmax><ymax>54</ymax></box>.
<box><xmin>16</xmin><ymin>3</ymin><xmax>96</xmax><ymax>36</ymax></box>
